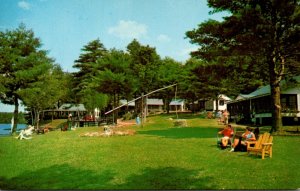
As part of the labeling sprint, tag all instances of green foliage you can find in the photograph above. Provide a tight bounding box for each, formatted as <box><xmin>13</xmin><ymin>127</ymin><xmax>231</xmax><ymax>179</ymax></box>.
<box><xmin>0</xmin><ymin>115</ymin><xmax>299</xmax><ymax>189</ymax></box>
<box><xmin>154</xmin><ymin>57</ymin><xmax>182</xmax><ymax>113</ymax></box>
<box><xmin>186</xmin><ymin>0</ymin><xmax>300</xmax><ymax>131</ymax></box>
<box><xmin>0</xmin><ymin>112</ymin><xmax>26</xmax><ymax>124</ymax></box>
<box><xmin>127</xmin><ymin>39</ymin><xmax>161</xmax><ymax>94</ymax></box>
<box><xmin>18</xmin><ymin>65</ymin><xmax>66</xmax><ymax>128</ymax></box>
<box><xmin>72</xmin><ymin>39</ymin><xmax>108</xmax><ymax>101</ymax></box>
<box><xmin>80</xmin><ymin>89</ymin><xmax>109</xmax><ymax>113</ymax></box>
<box><xmin>0</xmin><ymin>24</ymin><xmax>56</xmax><ymax>133</ymax></box>
<box><xmin>122</xmin><ymin>112</ymin><xmax>135</xmax><ymax>120</ymax></box>
<box><xmin>93</xmin><ymin>49</ymin><xmax>135</xmax><ymax>98</ymax></box>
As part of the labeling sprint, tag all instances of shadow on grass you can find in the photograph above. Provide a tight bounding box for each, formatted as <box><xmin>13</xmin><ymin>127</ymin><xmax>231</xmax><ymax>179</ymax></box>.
<box><xmin>0</xmin><ymin>165</ymin><xmax>216</xmax><ymax>190</ymax></box>
<box><xmin>117</xmin><ymin>166</ymin><xmax>216</xmax><ymax>190</ymax></box>
<box><xmin>139</xmin><ymin>127</ymin><xmax>219</xmax><ymax>139</ymax></box>
<box><xmin>148</xmin><ymin>113</ymin><xmax>204</xmax><ymax>120</ymax></box>
<box><xmin>0</xmin><ymin>164</ymin><xmax>116</xmax><ymax>190</ymax></box>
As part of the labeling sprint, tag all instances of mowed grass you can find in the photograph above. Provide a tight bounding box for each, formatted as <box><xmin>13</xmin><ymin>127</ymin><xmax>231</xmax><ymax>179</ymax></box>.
<box><xmin>0</xmin><ymin>113</ymin><xmax>299</xmax><ymax>190</ymax></box>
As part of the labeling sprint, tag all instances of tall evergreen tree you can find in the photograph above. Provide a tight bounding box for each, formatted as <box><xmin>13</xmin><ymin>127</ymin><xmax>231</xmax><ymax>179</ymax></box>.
<box><xmin>18</xmin><ymin>65</ymin><xmax>65</xmax><ymax>129</ymax></box>
<box><xmin>92</xmin><ymin>49</ymin><xmax>134</xmax><ymax>123</ymax></box>
<box><xmin>155</xmin><ymin>57</ymin><xmax>182</xmax><ymax>113</ymax></box>
<box><xmin>127</xmin><ymin>39</ymin><xmax>161</xmax><ymax>118</ymax></box>
<box><xmin>186</xmin><ymin>0</ymin><xmax>300</xmax><ymax>132</ymax></box>
<box><xmin>0</xmin><ymin>24</ymin><xmax>54</xmax><ymax>134</ymax></box>
<box><xmin>73</xmin><ymin>39</ymin><xmax>107</xmax><ymax>102</ymax></box>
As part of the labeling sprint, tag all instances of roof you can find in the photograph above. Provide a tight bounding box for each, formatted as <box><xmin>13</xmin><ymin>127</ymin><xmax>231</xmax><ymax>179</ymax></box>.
<box><xmin>233</xmin><ymin>76</ymin><xmax>300</xmax><ymax>102</ymax></box>
<box><xmin>218</xmin><ymin>94</ymin><xmax>232</xmax><ymax>101</ymax></box>
<box><xmin>58</xmin><ymin>104</ymin><xmax>86</xmax><ymax>111</ymax></box>
<box><xmin>147</xmin><ymin>99</ymin><xmax>163</xmax><ymax>105</ymax></box>
<box><xmin>170</xmin><ymin>99</ymin><xmax>185</xmax><ymax>105</ymax></box>
<box><xmin>120</xmin><ymin>98</ymin><xmax>185</xmax><ymax>106</ymax></box>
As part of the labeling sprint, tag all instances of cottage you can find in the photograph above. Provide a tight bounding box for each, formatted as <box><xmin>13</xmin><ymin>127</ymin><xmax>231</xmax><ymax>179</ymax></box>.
<box><xmin>119</xmin><ymin>98</ymin><xmax>186</xmax><ymax>114</ymax></box>
<box><xmin>227</xmin><ymin>76</ymin><xmax>300</xmax><ymax>125</ymax></box>
<box><xmin>204</xmin><ymin>94</ymin><xmax>232</xmax><ymax>111</ymax></box>
<box><xmin>42</xmin><ymin>103</ymin><xmax>87</xmax><ymax>120</ymax></box>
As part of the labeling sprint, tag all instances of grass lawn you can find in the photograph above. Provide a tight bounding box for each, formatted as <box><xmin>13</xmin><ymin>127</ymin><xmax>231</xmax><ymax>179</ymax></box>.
<box><xmin>0</xmin><ymin>113</ymin><xmax>299</xmax><ymax>190</ymax></box>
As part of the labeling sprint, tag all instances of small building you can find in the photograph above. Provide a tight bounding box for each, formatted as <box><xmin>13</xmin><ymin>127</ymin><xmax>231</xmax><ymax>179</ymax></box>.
<box><xmin>204</xmin><ymin>94</ymin><xmax>232</xmax><ymax>111</ymax></box>
<box><xmin>42</xmin><ymin>103</ymin><xmax>87</xmax><ymax>119</ymax></box>
<box><xmin>119</xmin><ymin>98</ymin><xmax>186</xmax><ymax>114</ymax></box>
<box><xmin>227</xmin><ymin>76</ymin><xmax>300</xmax><ymax>125</ymax></box>
<box><xmin>58</xmin><ymin>103</ymin><xmax>87</xmax><ymax>118</ymax></box>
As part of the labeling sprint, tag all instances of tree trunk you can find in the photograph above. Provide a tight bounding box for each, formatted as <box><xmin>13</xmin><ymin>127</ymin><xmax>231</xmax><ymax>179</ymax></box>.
<box><xmin>144</xmin><ymin>95</ymin><xmax>147</xmax><ymax>122</ymax></box>
<box><xmin>31</xmin><ymin>110</ymin><xmax>34</xmax><ymax>126</ymax></box>
<box><xmin>36</xmin><ymin>110</ymin><xmax>40</xmax><ymax>130</ymax></box>
<box><xmin>270</xmin><ymin>83</ymin><xmax>282</xmax><ymax>133</ymax></box>
<box><xmin>191</xmin><ymin>99</ymin><xmax>195</xmax><ymax>113</ymax></box>
<box><xmin>51</xmin><ymin>109</ymin><xmax>54</xmax><ymax>122</ymax></box>
<box><xmin>268</xmin><ymin>51</ymin><xmax>284</xmax><ymax>133</ymax></box>
<box><xmin>141</xmin><ymin>93</ymin><xmax>144</xmax><ymax>125</ymax></box>
<box><xmin>165</xmin><ymin>99</ymin><xmax>171</xmax><ymax>114</ymax></box>
<box><xmin>215</xmin><ymin>95</ymin><xmax>219</xmax><ymax>112</ymax></box>
<box><xmin>33</xmin><ymin>109</ymin><xmax>40</xmax><ymax>130</ymax></box>
<box><xmin>12</xmin><ymin>96</ymin><xmax>19</xmax><ymax>135</ymax></box>
<box><xmin>113</xmin><ymin>93</ymin><xmax>118</xmax><ymax>124</ymax></box>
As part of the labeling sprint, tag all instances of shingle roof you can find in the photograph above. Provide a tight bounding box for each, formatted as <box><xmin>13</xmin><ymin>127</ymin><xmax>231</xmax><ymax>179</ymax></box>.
<box><xmin>234</xmin><ymin>76</ymin><xmax>300</xmax><ymax>101</ymax></box>
<box><xmin>58</xmin><ymin>104</ymin><xmax>86</xmax><ymax>111</ymax></box>
<box><xmin>120</xmin><ymin>98</ymin><xmax>185</xmax><ymax>106</ymax></box>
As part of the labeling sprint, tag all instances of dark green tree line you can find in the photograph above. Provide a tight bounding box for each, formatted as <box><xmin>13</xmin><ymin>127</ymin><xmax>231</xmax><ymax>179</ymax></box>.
<box><xmin>186</xmin><ymin>0</ymin><xmax>300</xmax><ymax>132</ymax></box>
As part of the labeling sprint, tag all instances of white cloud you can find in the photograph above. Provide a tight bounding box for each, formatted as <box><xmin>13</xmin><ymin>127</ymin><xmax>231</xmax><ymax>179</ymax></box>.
<box><xmin>157</xmin><ymin>34</ymin><xmax>171</xmax><ymax>43</ymax></box>
<box><xmin>108</xmin><ymin>20</ymin><xmax>147</xmax><ymax>40</ymax></box>
<box><xmin>18</xmin><ymin>1</ymin><xmax>30</xmax><ymax>10</ymax></box>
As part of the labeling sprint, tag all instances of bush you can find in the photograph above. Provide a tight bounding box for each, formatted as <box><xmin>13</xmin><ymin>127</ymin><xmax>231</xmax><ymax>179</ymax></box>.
<box><xmin>0</xmin><ymin>112</ymin><xmax>27</xmax><ymax>123</ymax></box>
<box><xmin>122</xmin><ymin>112</ymin><xmax>135</xmax><ymax>120</ymax></box>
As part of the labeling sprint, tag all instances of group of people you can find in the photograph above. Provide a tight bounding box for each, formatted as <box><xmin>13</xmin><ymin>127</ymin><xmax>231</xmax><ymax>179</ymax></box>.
<box><xmin>216</xmin><ymin>109</ymin><xmax>230</xmax><ymax>125</ymax></box>
<box><xmin>218</xmin><ymin>125</ymin><xmax>257</xmax><ymax>152</ymax></box>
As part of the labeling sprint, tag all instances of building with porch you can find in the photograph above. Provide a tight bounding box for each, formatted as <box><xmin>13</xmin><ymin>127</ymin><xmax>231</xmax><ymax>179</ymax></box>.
<box><xmin>227</xmin><ymin>76</ymin><xmax>300</xmax><ymax>125</ymax></box>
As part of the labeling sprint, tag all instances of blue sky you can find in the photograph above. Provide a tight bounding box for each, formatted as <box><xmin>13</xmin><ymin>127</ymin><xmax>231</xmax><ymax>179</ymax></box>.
<box><xmin>0</xmin><ymin>0</ymin><xmax>227</xmax><ymax>112</ymax></box>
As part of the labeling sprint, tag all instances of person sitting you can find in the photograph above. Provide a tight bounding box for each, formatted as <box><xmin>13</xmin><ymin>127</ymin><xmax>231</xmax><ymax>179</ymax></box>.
<box><xmin>230</xmin><ymin>126</ymin><xmax>256</xmax><ymax>152</ymax></box>
<box><xmin>218</xmin><ymin>124</ymin><xmax>234</xmax><ymax>149</ymax></box>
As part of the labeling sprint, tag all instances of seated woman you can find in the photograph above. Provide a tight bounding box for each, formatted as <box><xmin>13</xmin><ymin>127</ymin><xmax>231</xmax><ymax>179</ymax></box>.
<box><xmin>218</xmin><ymin>124</ymin><xmax>234</xmax><ymax>149</ymax></box>
<box><xmin>230</xmin><ymin>126</ymin><xmax>256</xmax><ymax>152</ymax></box>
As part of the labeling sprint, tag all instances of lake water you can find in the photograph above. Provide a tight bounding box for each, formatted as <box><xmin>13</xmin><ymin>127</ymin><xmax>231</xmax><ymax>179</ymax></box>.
<box><xmin>0</xmin><ymin>124</ymin><xmax>27</xmax><ymax>135</ymax></box>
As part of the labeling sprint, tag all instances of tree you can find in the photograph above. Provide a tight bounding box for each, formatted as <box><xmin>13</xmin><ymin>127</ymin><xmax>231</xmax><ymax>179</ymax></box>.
<box><xmin>18</xmin><ymin>66</ymin><xmax>65</xmax><ymax>129</ymax></box>
<box><xmin>92</xmin><ymin>49</ymin><xmax>135</xmax><ymax>123</ymax></box>
<box><xmin>127</xmin><ymin>39</ymin><xmax>161</xmax><ymax>119</ymax></box>
<box><xmin>73</xmin><ymin>39</ymin><xmax>107</xmax><ymax>102</ymax></box>
<box><xmin>155</xmin><ymin>57</ymin><xmax>182</xmax><ymax>113</ymax></box>
<box><xmin>0</xmin><ymin>24</ymin><xmax>54</xmax><ymax>134</ymax></box>
<box><xmin>80</xmin><ymin>88</ymin><xmax>109</xmax><ymax>119</ymax></box>
<box><xmin>186</xmin><ymin>0</ymin><xmax>300</xmax><ymax>132</ymax></box>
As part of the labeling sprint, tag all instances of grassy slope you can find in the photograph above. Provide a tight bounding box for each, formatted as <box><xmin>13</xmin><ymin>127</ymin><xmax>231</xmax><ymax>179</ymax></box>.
<box><xmin>0</xmin><ymin>114</ymin><xmax>299</xmax><ymax>190</ymax></box>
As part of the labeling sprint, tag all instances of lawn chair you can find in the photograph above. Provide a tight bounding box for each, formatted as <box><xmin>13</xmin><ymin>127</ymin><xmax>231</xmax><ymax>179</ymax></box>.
<box><xmin>247</xmin><ymin>132</ymin><xmax>273</xmax><ymax>159</ymax></box>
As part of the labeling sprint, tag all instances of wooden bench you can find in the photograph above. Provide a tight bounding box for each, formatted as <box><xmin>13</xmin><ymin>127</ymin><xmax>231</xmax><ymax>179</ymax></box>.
<box><xmin>247</xmin><ymin>132</ymin><xmax>273</xmax><ymax>159</ymax></box>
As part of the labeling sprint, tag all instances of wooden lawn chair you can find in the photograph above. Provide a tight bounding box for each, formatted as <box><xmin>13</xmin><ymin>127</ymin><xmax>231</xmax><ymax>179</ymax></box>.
<box><xmin>247</xmin><ymin>132</ymin><xmax>273</xmax><ymax>159</ymax></box>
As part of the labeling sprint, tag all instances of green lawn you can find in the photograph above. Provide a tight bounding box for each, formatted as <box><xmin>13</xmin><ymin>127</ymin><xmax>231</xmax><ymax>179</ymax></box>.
<box><xmin>0</xmin><ymin>114</ymin><xmax>299</xmax><ymax>190</ymax></box>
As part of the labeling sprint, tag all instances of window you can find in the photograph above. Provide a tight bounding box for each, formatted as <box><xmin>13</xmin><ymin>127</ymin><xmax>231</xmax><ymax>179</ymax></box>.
<box><xmin>281</xmin><ymin>94</ymin><xmax>297</xmax><ymax>112</ymax></box>
<box><xmin>219</xmin><ymin>100</ymin><xmax>225</xmax><ymax>106</ymax></box>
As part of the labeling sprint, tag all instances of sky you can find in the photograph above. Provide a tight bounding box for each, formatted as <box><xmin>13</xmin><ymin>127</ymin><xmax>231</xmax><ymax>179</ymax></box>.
<box><xmin>0</xmin><ymin>0</ymin><xmax>227</xmax><ymax>112</ymax></box>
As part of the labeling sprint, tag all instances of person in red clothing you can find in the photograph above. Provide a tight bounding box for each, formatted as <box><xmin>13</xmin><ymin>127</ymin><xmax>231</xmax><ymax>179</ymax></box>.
<box><xmin>218</xmin><ymin>124</ymin><xmax>234</xmax><ymax>149</ymax></box>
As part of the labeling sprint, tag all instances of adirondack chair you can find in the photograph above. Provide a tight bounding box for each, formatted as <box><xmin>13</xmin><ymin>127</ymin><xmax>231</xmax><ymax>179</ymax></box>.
<box><xmin>247</xmin><ymin>132</ymin><xmax>273</xmax><ymax>159</ymax></box>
